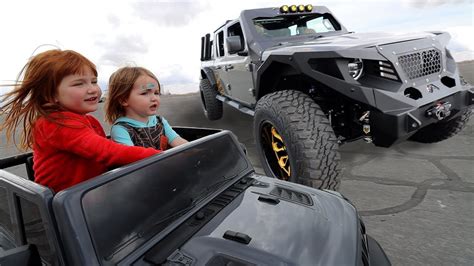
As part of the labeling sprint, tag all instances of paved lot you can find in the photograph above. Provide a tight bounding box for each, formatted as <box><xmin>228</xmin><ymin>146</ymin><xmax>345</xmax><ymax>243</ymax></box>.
<box><xmin>1</xmin><ymin>63</ymin><xmax>473</xmax><ymax>265</ymax></box>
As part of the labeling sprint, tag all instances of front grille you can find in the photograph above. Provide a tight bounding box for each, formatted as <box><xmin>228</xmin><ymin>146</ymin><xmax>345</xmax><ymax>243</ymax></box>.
<box><xmin>398</xmin><ymin>48</ymin><xmax>441</xmax><ymax>80</ymax></box>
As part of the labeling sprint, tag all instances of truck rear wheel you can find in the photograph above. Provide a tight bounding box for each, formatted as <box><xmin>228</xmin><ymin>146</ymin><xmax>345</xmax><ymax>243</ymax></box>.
<box><xmin>254</xmin><ymin>90</ymin><xmax>342</xmax><ymax>190</ymax></box>
<box><xmin>199</xmin><ymin>78</ymin><xmax>223</xmax><ymax>120</ymax></box>
<box><xmin>409</xmin><ymin>109</ymin><xmax>471</xmax><ymax>143</ymax></box>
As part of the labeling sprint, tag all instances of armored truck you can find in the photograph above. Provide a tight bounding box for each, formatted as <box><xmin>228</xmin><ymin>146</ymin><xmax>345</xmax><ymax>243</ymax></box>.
<box><xmin>199</xmin><ymin>4</ymin><xmax>473</xmax><ymax>190</ymax></box>
<box><xmin>0</xmin><ymin>128</ymin><xmax>390</xmax><ymax>265</ymax></box>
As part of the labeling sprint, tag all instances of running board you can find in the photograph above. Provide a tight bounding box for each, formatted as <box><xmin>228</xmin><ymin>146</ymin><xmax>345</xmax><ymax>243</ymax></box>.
<box><xmin>216</xmin><ymin>95</ymin><xmax>255</xmax><ymax>116</ymax></box>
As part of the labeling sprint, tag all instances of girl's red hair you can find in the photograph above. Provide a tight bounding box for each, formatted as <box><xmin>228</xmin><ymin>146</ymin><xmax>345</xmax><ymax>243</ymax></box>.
<box><xmin>0</xmin><ymin>49</ymin><xmax>97</xmax><ymax>150</ymax></box>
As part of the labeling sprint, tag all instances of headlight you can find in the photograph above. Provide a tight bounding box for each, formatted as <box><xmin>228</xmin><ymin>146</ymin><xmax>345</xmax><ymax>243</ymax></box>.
<box><xmin>348</xmin><ymin>58</ymin><xmax>364</xmax><ymax>80</ymax></box>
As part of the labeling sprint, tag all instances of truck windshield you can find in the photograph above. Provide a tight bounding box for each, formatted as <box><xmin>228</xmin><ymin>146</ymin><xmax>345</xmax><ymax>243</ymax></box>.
<box><xmin>253</xmin><ymin>13</ymin><xmax>340</xmax><ymax>38</ymax></box>
<box><xmin>81</xmin><ymin>133</ymin><xmax>250</xmax><ymax>262</ymax></box>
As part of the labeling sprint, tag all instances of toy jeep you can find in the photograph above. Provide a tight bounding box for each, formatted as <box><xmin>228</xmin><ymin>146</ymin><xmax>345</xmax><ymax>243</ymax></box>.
<box><xmin>199</xmin><ymin>4</ymin><xmax>473</xmax><ymax>190</ymax></box>
<box><xmin>0</xmin><ymin>127</ymin><xmax>390</xmax><ymax>265</ymax></box>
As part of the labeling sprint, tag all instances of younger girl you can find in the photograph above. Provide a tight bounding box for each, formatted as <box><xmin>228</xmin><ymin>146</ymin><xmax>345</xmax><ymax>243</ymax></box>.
<box><xmin>105</xmin><ymin>67</ymin><xmax>187</xmax><ymax>149</ymax></box>
<box><xmin>0</xmin><ymin>50</ymin><xmax>161</xmax><ymax>192</ymax></box>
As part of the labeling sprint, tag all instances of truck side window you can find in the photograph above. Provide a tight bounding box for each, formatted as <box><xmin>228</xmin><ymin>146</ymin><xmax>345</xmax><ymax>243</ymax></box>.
<box><xmin>216</xmin><ymin>31</ymin><xmax>224</xmax><ymax>57</ymax></box>
<box><xmin>227</xmin><ymin>22</ymin><xmax>245</xmax><ymax>51</ymax></box>
<box><xmin>18</xmin><ymin>196</ymin><xmax>55</xmax><ymax>265</ymax></box>
<box><xmin>0</xmin><ymin>187</ymin><xmax>14</xmax><ymax>250</ymax></box>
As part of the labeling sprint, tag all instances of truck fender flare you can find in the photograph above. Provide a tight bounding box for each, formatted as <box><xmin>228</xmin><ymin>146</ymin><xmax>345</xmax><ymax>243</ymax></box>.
<box><xmin>255</xmin><ymin>56</ymin><xmax>300</xmax><ymax>99</ymax></box>
<box><xmin>201</xmin><ymin>68</ymin><xmax>217</xmax><ymax>89</ymax></box>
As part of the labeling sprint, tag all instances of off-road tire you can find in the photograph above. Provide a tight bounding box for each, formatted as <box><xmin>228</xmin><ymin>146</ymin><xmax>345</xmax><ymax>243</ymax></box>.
<box><xmin>199</xmin><ymin>78</ymin><xmax>223</xmax><ymax>120</ymax></box>
<box><xmin>254</xmin><ymin>90</ymin><xmax>342</xmax><ymax>190</ymax></box>
<box><xmin>409</xmin><ymin>109</ymin><xmax>471</xmax><ymax>143</ymax></box>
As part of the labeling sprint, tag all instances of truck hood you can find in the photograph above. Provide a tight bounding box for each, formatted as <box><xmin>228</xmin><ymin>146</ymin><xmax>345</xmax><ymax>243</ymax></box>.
<box><xmin>179</xmin><ymin>175</ymin><xmax>360</xmax><ymax>265</ymax></box>
<box><xmin>262</xmin><ymin>31</ymin><xmax>448</xmax><ymax>57</ymax></box>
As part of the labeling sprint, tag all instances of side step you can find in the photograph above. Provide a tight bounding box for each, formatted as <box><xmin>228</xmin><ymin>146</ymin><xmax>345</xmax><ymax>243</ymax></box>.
<box><xmin>216</xmin><ymin>95</ymin><xmax>255</xmax><ymax>116</ymax></box>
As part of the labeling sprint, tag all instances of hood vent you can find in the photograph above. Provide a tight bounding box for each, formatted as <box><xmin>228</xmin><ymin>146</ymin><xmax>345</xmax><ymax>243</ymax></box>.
<box><xmin>270</xmin><ymin>186</ymin><xmax>313</xmax><ymax>206</ymax></box>
<box><xmin>206</xmin><ymin>254</ymin><xmax>256</xmax><ymax>266</ymax></box>
<box><xmin>365</xmin><ymin>60</ymin><xmax>399</xmax><ymax>81</ymax></box>
<box><xmin>378</xmin><ymin>61</ymin><xmax>399</xmax><ymax>81</ymax></box>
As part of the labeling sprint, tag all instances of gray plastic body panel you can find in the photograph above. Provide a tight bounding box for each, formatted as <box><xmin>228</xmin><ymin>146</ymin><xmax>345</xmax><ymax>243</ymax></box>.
<box><xmin>178</xmin><ymin>174</ymin><xmax>359</xmax><ymax>266</ymax></box>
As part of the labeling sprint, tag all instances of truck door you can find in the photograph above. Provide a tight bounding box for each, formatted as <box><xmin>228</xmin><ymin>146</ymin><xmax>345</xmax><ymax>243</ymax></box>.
<box><xmin>224</xmin><ymin>22</ymin><xmax>256</xmax><ymax>106</ymax></box>
<box><xmin>213</xmin><ymin>30</ymin><xmax>232</xmax><ymax>96</ymax></box>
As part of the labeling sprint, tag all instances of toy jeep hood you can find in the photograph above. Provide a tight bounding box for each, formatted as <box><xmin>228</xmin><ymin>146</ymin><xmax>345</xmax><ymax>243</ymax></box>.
<box><xmin>262</xmin><ymin>31</ymin><xmax>450</xmax><ymax>59</ymax></box>
<box><xmin>176</xmin><ymin>175</ymin><xmax>361</xmax><ymax>265</ymax></box>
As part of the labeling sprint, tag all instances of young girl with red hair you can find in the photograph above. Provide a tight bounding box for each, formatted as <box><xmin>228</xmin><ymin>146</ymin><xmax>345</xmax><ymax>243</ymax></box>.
<box><xmin>0</xmin><ymin>50</ymin><xmax>161</xmax><ymax>192</ymax></box>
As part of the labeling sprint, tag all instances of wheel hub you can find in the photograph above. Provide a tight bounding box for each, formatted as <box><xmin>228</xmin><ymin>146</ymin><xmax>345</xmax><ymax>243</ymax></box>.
<box><xmin>271</xmin><ymin>128</ymin><xmax>290</xmax><ymax>174</ymax></box>
<box><xmin>261</xmin><ymin>122</ymin><xmax>291</xmax><ymax>180</ymax></box>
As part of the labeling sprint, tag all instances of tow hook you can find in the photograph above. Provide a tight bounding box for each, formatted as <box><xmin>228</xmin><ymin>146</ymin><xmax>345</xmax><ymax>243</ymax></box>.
<box><xmin>359</xmin><ymin>111</ymin><xmax>372</xmax><ymax>143</ymax></box>
<box><xmin>426</xmin><ymin>102</ymin><xmax>452</xmax><ymax>121</ymax></box>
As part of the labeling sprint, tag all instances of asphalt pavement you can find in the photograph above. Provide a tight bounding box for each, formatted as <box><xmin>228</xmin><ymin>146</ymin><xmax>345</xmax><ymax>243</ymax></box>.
<box><xmin>1</xmin><ymin>62</ymin><xmax>473</xmax><ymax>265</ymax></box>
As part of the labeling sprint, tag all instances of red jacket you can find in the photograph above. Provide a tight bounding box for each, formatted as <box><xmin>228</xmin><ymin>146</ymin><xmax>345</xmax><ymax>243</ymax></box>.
<box><xmin>33</xmin><ymin>112</ymin><xmax>160</xmax><ymax>192</ymax></box>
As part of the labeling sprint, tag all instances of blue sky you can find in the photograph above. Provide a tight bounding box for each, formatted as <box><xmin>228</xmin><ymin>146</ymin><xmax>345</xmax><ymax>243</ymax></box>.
<box><xmin>0</xmin><ymin>0</ymin><xmax>472</xmax><ymax>95</ymax></box>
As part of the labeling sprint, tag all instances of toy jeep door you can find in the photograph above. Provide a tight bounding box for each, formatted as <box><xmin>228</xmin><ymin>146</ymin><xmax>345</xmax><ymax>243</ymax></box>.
<box><xmin>0</xmin><ymin>170</ymin><xmax>65</xmax><ymax>265</ymax></box>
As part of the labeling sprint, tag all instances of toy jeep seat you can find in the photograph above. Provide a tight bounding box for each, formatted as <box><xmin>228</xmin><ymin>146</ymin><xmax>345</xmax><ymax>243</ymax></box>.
<box><xmin>0</xmin><ymin>152</ymin><xmax>35</xmax><ymax>181</ymax></box>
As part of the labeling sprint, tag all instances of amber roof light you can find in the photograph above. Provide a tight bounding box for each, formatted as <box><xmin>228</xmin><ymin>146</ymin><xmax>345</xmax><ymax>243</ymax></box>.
<box><xmin>280</xmin><ymin>4</ymin><xmax>313</xmax><ymax>13</ymax></box>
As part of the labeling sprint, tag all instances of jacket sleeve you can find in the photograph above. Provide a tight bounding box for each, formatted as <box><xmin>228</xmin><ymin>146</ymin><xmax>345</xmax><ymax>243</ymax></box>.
<box><xmin>42</xmin><ymin>121</ymin><xmax>160</xmax><ymax>166</ymax></box>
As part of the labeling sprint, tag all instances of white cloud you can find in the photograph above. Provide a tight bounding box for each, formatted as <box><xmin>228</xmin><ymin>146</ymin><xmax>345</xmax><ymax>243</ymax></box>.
<box><xmin>401</xmin><ymin>0</ymin><xmax>469</xmax><ymax>8</ymax></box>
<box><xmin>0</xmin><ymin>0</ymin><xmax>472</xmax><ymax>95</ymax></box>
<box><xmin>96</xmin><ymin>35</ymin><xmax>149</xmax><ymax>65</ymax></box>
<box><xmin>132</xmin><ymin>0</ymin><xmax>209</xmax><ymax>27</ymax></box>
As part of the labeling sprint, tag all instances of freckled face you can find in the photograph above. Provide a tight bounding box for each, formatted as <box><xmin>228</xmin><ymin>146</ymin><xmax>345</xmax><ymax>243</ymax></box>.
<box><xmin>122</xmin><ymin>75</ymin><xmax>160</xmax><ymax>123</ymax></box>
<box><xmin>56</xmin><ymin>67</ymin><xmax>100</xmax><ymax>114</ymax></box>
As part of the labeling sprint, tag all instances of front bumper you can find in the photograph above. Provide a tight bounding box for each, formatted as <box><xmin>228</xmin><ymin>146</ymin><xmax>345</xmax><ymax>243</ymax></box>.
<box><xmin>370</xmin><ymin>88</ymin><xmax>473</xmax><ymax>147</ymax></box>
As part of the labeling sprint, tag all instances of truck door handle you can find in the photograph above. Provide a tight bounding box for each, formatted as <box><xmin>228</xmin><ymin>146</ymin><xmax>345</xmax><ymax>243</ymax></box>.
<box><xmin>224</xmin><ymin>65</ymin><xmax>234</xmax><ymax>71</ymax></box>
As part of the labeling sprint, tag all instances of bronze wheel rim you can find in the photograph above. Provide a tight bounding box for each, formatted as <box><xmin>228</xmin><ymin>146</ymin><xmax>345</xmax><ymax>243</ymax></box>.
<box><xmin>260</xmin><ymin>121</ymin><xmax>291</xmax><ymax>180</ymax></box>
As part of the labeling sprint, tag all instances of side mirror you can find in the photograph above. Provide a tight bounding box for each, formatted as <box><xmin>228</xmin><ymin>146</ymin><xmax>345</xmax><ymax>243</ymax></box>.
<box><xmin>226</xmin><ymin>36</ymin><xmax>243</xmax><ymax>54</ymax></box>
<box><xmin>0</xmin><ymin>244</ymin><xmax>42</xmax><ymax>266</ymax></box>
